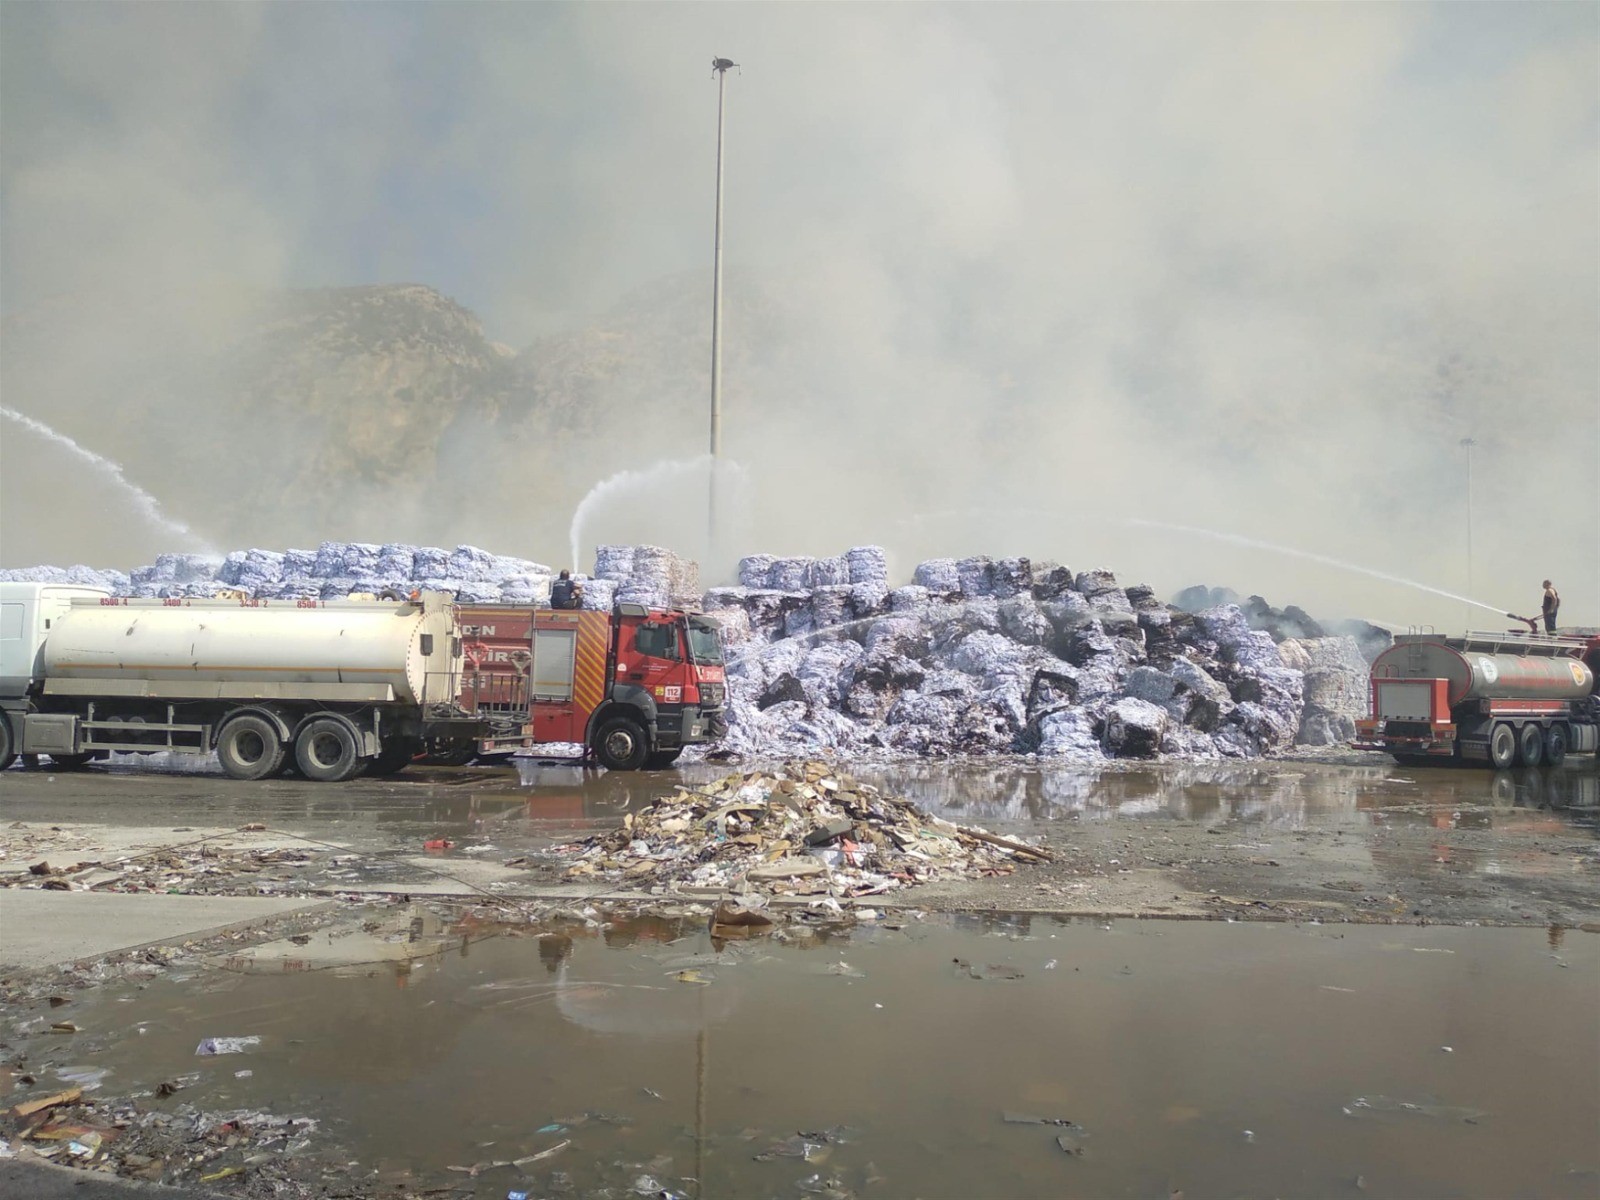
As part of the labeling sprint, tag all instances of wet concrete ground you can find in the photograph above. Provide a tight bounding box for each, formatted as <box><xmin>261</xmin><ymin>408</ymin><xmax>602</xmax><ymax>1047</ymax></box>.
<box><xmin>4</xmin><ymin>912</ymin><xmax>1597</xmax><ymax>1199</ymax></box>
<box><xmin>3</xmin><ymin>753</ymin><xmax>1596</xmax><ymax>926</ymax></box>
<box><xmin>2</xmin><ymin>754</ymin><xmax>1598</xmax><ymax>1197</ymax></box>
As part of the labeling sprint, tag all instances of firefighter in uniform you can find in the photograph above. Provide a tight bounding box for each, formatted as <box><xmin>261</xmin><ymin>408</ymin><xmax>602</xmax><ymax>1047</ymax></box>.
<box><xmin>551</xmin><ymin>570</ymin><xmax>583</xmax><ymax>610</ymax></box>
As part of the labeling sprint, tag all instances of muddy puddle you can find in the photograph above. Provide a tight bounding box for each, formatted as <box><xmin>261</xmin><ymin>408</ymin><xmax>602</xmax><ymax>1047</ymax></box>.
<box><xmin>16</xmin><ymin>915</ymin><xmax>1598</xmax><ymax>1198</ymax></box>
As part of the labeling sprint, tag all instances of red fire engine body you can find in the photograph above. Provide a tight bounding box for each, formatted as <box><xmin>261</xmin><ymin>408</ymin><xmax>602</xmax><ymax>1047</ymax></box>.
<box><xmin>1353</xmin><ymin>631</ymin><xmax>1600</xmax><ymax>769</ymax></box>
<box><xmin>453</xmin><ymin>602</ymin><xmax>726</xmax><ymax>770</ymax></box>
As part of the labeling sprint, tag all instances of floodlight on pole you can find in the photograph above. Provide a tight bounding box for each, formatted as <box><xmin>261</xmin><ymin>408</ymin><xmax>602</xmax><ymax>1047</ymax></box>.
<box><xmin>1461</xmin><ymin>436</ymin><xmax>1476</xmax><ymax>629</ymax></box>
<box><xmin>708</xmin><ymin>57</ymin><xmax>737</xmax><ymax>560</ymax></box>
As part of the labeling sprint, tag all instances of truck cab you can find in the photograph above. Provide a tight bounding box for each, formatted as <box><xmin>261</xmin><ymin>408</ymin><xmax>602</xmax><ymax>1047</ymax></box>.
<box><xmin>455</xmin><ymin>602</ymin><xmax>726</xmax><ymax>769</ymax></box>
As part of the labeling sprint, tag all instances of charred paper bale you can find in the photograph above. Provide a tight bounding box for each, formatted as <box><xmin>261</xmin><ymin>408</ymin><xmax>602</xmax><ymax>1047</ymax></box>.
<box><xmin>808</xmin><ymin>555</ymin><xmax>851</xmax><ymax>587</ymax></box>
<box><xmin>991</xmin><ymin>557</ymin><xmax>1033</xmax><ymax>599</ymax></box>
<box><xmin>890</xmin><ymin>584</ymin><xmax>933</xmax><ymax>614</ymax></box>
<box><xmin>848</xmin><ymin>581</ymin><xmax>890</xmax><ymax>621</ymax></box>
<box><xmin>767</xmin><ymin>557</ymin><xmax>816</xmax><ymax>592</ymax></box>
<box><xmin>737</xmin><ymin>554</ymin><xmax>777</xmax><ymax>588</ymax></box>
<box><xmin>956</xmin><ymin>556</ymin><xmax>996</xmax><ymax>598</ymax></box>
<box><xmin>999</xmin><ymin>596</ymin><xmax>1053</xmax><ymax>646</ymax></box>
<box><xmin>914</xmin><ymin>559</ymin><xmax>961</xmax><ymax>594</ymax></box>
<box><xmin>1032</xmin><ymin>563</ymin><xmax>1075</xmax><ymax>600</ymax></box>
<box><xmin>758</xmin><ymin>673</ymin><xmax>808</xmax><ymax>710</ymax></box>
<box><xmin>1283</xmin><ymin>636</ymin><xmax>1368</xmax><ymax>746</ymax></box>
<box><xmin>846</xmin><ymin>545</ymin><xmax>889</xmax><ymax>585</ymax></box>
<box><xmin>1168</xmin><ymin>657</ymin><xmax>1234</xmax><ymax>731</ymax></box>
<box><xmin>1103</xmin><ymin>697</ymin><xmax>1169</xmax><ymax>758</ymax></box>
<box><xmin>1036</xmin><ymin>709</ymin><xmax>1105</xmax><ymax>760</ymax></box>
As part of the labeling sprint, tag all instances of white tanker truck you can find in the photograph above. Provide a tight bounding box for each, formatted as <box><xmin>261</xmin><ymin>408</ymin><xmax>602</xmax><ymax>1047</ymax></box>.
<box><xmin>0</xmin><ymin>583</ymin><xmax>486</xmax><ymax>782</ymax></box>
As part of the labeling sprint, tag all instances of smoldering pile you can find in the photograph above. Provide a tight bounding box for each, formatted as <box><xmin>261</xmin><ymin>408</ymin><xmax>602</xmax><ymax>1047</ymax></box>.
<box><xmin>3</xmin><ymin>540</ymin><xmax>1384</xmax><ymax>763</ymax></box>
<box><xmin>551</xmin><ymin>762</ymin><xmax>1050</xmax><ymax>899</ymax></box>
<box><xmin>700</xmin><ymin>549</ymin><xmax>1383</xmax><ymax>762</ymax></box>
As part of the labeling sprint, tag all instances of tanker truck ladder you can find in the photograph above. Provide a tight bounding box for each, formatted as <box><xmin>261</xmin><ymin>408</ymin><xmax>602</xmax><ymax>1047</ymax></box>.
<box><xmin>1456</xmin><ymin>630</ymin><xmax>1591</xmax><ymax>656</ymax></box>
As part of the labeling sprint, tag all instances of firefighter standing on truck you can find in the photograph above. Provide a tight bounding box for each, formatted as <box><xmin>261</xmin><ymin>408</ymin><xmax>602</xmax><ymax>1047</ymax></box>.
<box><xmin>1542</xmin><ymin>580</ymin><xmax>1560</xmax><ymax>634</ymax></box>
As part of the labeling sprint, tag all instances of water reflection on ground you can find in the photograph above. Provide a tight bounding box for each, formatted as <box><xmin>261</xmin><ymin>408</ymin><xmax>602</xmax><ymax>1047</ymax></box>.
<box><xmin>36</xmin><ymin>914</ymin><xmax>1600</xmax><ymax>1200</ymax></box>
<box><xmin>507</xmin><ymin>758</ymin><xmax>1599</xmax><ymax>834</ymax></box>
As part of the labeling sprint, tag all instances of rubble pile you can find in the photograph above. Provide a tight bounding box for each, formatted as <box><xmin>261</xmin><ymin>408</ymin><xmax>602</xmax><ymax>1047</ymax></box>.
<box><xmin>553</xmin><ymin>763</ymin><xmax>1049</xmax><ymax>898</ymax></box>
<box><xmin>701</xmin><ymin>548</ymin><xmax>1381</xmax><ymax>761</ymax></box>
<box><xmin>2</xmin><ymin>1087</ymin><xmax>321</xmax><ymax>1191</ymax></box>
<box><xmin>0</xmin><ymin>832</ymin><xmax>324</xmax><ymax>896</ymax></box>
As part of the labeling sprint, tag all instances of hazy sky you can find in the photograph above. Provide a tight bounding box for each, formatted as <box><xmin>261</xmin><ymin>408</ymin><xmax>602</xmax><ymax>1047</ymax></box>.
<box><xmin>2</xmin><ymin>2</ymin><xmax>1596</xmax><ymax>626</ymax></box>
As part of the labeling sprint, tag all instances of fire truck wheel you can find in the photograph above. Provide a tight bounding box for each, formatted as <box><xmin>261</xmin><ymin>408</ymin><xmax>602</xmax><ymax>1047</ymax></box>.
<box><xmin>1544</xmin><ymin>724</ymin><xmax>1568</xmax><ymax>767</ymax></box>
<box><xmin>1488</xmin><ymin>723</ymin><xmax>1517</xmax><ymax>770</ymax></box>
<box><xmin>217</xmin><ymin>714</ymin><xmax>287</xmax><ymax>781</ymax></box>
<box><xmin>646</xmin><ymin>749</ymin><xmax>682</xmax><ymax>770</ymax></box>
<box><xmin>1515</xmin><ymin>723</ymin><xmax>1544</xmax><ymax>768</ymax></box>
<box><xmin>0</xmin><ymin>713</ymin><xmax>14</xmax><ymax>772</ymax></box>
<box><xmin>295</xmin><ymin>718</ymin><xmax>363</xmax><ymax>783</ymax></box>
<box><xmin>593</xmin><ymin>716</ymin><xmax>649</xmax><ymax>771</ymax></box>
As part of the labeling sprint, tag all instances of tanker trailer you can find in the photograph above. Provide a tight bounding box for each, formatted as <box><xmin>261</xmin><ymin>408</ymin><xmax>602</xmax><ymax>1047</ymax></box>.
<box><xmin>1353</xmin><ymin>631</ymin><xmax>1600</xmax><ymax>769</ymax></box>
<box><xmin>0</xmin><ymin>584</ymin><xmax>485</xmax><ymax>782</ymax></box>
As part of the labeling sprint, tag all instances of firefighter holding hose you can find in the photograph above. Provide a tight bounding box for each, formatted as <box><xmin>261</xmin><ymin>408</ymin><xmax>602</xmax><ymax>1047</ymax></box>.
<box><xmin>1542</xmin><ymin>580</ymin><xmax>1560</xmax><ymax>634</ymax></box>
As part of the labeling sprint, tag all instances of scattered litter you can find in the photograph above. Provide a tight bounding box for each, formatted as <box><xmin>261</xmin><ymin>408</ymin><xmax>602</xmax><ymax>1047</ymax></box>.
<box><xmin>508</xmin><ymin>1192</ymin><xmax>530</xmax><ymax>1200</ymax></box>
<box><xmin>954</xmin><ymin>959</ymin><xmax>1024</xmax><ymax>981</ymax></box>
<box><xmin>199</xmin><ymin>1165</ymin><xmax>243</xmax><ymax>1182</ymax></box>
<box><xmin>641</xmin><ymin>1089</ymin><xmax>664</xmax><ymax>1101</ymax></box>
<box><xmin>49</xmin><ymin>1021</ymin><xmax>78</xmax><ymax>1033</ymax></box>
<box><xmin>54</xmin><ymin>1067</ymin><xmax>109</xmax><ymax>1090</ymax></box>
<box><xmin>1002</xmin><ymin>1111</ymin><xmax>1075</xmax><ymax>1127</ymax></box>
<box><xmin>1243</xmin><ymin>1130</ymin><xmax>1256</xmax><ymax>1143</ymax></box>
<box><xmin>424</xmin><ymin>839</ymin><xmax>455</xmax><ymax>852</ymax></box>
<box><xmin>1345</xmin><ymin>1095</ymin><xmax>1485</xmax><ymax>1123</ymax></box>
<box><xmin>196</xmin><ymin>1036</ymin><xmax>260</xmax><ymax>1056</ymax></box>
<box><xmin>672</xmin><ymin>969</ymin><xmax>711</xmax><ymax>985</ymax></box>
<box><xmin>1412</xmin><ymin>947</ymin><xmax>1455</xmax><ymax>955</ymax></box>
<box><xmin>9</xmin><ymin>1088</ymin><xmax>82</xmax><ymax>1119</ymax></box>
<box><xmin>66</xmin><ymin>1132</ymin><xmax>104</xmax><ymax>1158</ymax></box>
<box><xmin>235</xmin><ymin>1069</ymin><xmax>254</xmax><ymax>1078</ymax></box>
<box><xmin>1440</xmin><ymin>1046</ymin><xmax>1453</xmax><ymax>1053</ymax></box>
<box><xmin>537</xmin><ymin>1123</ymin><xmax>566</xmax><ymax>1134</ymax></box>
<box><xmin>712</xmin><ymin>898</ymin><xmax>776</xmax><ymax>936</ymax></box>
<box><xmin>826</xmin><ymin>962</ymin><xmax>865</xmax><ymax>978</ymax></box>
<box><xmin>550</xmin><ymin>763</ymin><xmax>1049</xmax><ymax>902</ymax></box>
<box><xmin>513</xmin><ymin>1139</ymin><xmax>570</xmax><ymax>1165</ymax></box>
<box><xmin>1044</xmin><ymin>959</ymin><xmax>1058</xmax><ymax>969</ymax></box>
<box><xmin>1056</xmin><ymin>1133</ymin><xmax>1085</xmax><ymax>1156</ymax></box>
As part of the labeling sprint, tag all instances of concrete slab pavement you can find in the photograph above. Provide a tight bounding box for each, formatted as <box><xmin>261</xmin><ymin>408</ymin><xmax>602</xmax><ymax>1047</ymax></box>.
<box><xmin>0</xmin><ymin>891</ymin><xmax>330</xmax><ymax>971</ymax></box>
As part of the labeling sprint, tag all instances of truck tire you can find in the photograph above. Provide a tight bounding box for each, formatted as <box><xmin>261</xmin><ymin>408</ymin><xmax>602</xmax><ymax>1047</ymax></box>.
<box><xmin>646</xmin><ymin>749</ymin><xmax>683</xmax><ymax>770</ymax></box>
<box><xmin>1489</xmin><ymin>723</ymin><xmax>1517</xmax><ymax>770</ymax></box>
<box><xmin>0</xmin><ymin>714</ymin><xmax>14</xmax><ymax>772</ymax></box>
<box><xmin>592</xmin><ymin>715</ymin><xmax>649</xmax><ymax>771</ymax></box>
<box><xmin>1545</xmin><ymin>724</ymin><xmax>1568</xmax><ymax>768</ymax></box>
<box><xmin>217</xmin><ymin>715</ymin><xmax>287</xmax><ymax>781</ymax></box>
<box><xmin>1515</xmin><ymin>723</ymin><xmax>1544</xmax><ymax>768</ymax></box>
<box><xmin>295</xmin><ymin>718</ymin><xmax>364</xmax><ymax>783</ymax></box>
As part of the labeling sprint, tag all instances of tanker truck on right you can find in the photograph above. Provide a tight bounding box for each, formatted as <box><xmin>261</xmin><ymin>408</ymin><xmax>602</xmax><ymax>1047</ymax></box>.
<box><xmin>1354</xmin><ymin>630</ymin><xmax>1600</xmax><ymax>768</ymax></box>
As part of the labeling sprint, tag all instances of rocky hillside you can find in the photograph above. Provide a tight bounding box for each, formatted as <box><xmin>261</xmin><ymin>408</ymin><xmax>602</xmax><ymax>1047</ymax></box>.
<box><xmin>0</xmin><ymin>276</ymin><xmax>786</xmax><ymax>570</ymax></box>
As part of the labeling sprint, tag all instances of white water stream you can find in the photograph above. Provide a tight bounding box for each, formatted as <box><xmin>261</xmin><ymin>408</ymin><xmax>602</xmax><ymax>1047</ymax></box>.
<box><xmin>2</xmin><ymin>406</ymin><xmax>215</xmax><ymax>554</ymax></box>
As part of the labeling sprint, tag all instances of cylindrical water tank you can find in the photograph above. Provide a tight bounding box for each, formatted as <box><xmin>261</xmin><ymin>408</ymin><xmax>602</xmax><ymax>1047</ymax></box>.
<box><xmin>43</xmin><ymin>598</ymin><xmax>459</xmax><ymax>704</ymax></box>
<box><xmin>1373</xmin><ymin>639</ymin><xmax>1594</xmax><ymax>707</ymax></box>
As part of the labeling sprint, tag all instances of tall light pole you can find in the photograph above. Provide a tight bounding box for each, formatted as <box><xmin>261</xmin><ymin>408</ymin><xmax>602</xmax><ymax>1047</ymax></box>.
<box><xmin>708</xmin><ymin>57</ymin><xmax>737</xmax><ymax>560</ymax></box>
<box><xmin>1461</xmin><ymin>436</ymin><xmax>1476</xmax><ymax>630</ymax></box>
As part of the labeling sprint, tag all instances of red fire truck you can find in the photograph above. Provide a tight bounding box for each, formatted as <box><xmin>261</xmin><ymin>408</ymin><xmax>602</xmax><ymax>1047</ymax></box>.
<box><xmin>451</xmin><ymin>603</ymin><xmax>726</xmax><ymax>769</ymax></box>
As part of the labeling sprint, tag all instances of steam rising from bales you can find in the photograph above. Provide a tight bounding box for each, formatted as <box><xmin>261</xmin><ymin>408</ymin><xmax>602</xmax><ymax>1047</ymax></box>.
<box><xmin>1</xmin><ymin>4</ymin><xmax>1595</xmax><ymax>626</ymax></box>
